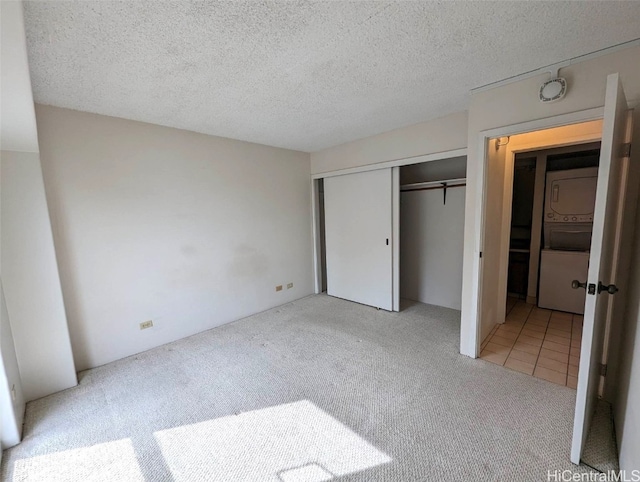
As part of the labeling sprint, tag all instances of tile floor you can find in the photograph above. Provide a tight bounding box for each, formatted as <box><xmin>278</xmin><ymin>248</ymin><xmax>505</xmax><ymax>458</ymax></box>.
<box><xmin>480</xmin><ymin>298</ymin><xmax>582</xmax><ymax>388</ymax></box>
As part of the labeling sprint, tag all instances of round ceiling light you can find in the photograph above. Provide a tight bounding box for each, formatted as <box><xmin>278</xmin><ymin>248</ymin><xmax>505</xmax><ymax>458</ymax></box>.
<box><xmin>539</xmin><ymin>77</ymin><xmax>567</xmax><ymax>103</ymax></box>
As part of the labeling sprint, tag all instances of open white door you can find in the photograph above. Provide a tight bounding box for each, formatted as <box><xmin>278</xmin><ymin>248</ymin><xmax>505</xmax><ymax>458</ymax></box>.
<box><xmin>324</xmin><ymin>168</ymin><xmax>393</xmax><ymax>311</ymax></box>
<box><xmin>571</xmin><ymin>73</ymin><xmax>631</xmax><ymax>464</ymax></box>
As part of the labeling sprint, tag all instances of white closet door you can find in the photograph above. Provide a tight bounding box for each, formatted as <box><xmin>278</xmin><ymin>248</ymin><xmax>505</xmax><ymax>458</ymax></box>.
<box><xmin>571</xmin><ymin>73</ymin><xmax>630</xmax><ymax>464</ymax></box>
<box><xmin>324</xmin><ymin>168</ymin><xmax>393</xmax><ymax>311</ymax></box>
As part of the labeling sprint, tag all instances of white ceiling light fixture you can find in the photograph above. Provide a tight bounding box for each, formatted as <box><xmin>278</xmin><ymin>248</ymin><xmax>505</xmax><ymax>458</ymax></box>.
<box><xmin>539</xmin><ymin>68</ymin><xmax>567</xmax><ymax>103</ymax></box>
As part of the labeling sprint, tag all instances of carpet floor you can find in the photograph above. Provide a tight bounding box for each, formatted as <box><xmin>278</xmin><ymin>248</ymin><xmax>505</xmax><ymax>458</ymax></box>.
<box><xmin>1</xmin><ymin>295</ymin><xmax>601</xmax><ymax>481</ymax></box>
<box><xmin>582</xmin><ymin>399</ymin><xmax>619</xmax><ymax>472</ymax></box>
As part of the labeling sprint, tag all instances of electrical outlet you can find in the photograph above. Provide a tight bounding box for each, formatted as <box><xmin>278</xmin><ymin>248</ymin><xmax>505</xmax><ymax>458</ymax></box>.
<box><xmin>140</xmin><ymin>320</ymin><xmax>153</xmax><ymax>330</ymax></box>
<box><xmin>276</xmin><ymin>285</ymin><xmax>283</xmax><ymax>292</ymax></box>
<box><xmin>287</xmin><ymin>282</ymin><xmax>293</xmax><ymax>289</ymax></box>
<box><xmin>11</xmin><ymin>384</ymin><xmax>16</xmax><ymax>402</ymax></box>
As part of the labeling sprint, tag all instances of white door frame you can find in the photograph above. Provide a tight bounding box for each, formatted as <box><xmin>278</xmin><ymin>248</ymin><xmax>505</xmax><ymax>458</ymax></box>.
<box><xmin>310</xmin><ymin>148</ymin><xmax>467</xmax><ymax>181</ymax></box>
<box><xmin>462</xmin><ymin>107</ymin><xmax>605</xmax><ymax>357</ymax></box>
<box><xmin>392</xmin><ymin>167</ymin><xmax>400</xmax><ymax>311</ymax></box>
<box><xmin>311</xmin><ymin>148</ymin><xmax>467</xmax><ymax>307</ymax></box>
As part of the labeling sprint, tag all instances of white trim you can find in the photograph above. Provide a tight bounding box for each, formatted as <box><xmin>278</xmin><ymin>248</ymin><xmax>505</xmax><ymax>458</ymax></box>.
<box><xmin>392</xmin><ymin>167</ymin><xmax>400</xmax><ymax>312</ymax></box>
<box><xmin>504</xmin><ymin>134</ymin><xmax>603</xmax><ymax>155</ymax></box>
<box><xmin>479</xmin><ymin>108</ymin><xmax>604</xmax><ymax>141</ymax></box>
<box><xmin>461</xmin><ymin>136</ymin><xmax>490</xmax><ymax>358</ymax></box>
<box><xmin>462</xmin><ymin>107</ymin><xmax>605</xmax><ymax>358</ymax></box>
<box><xmin>311</xmin><ymin>178</ymin><xmax>323</xmax><ymax>294</ymax></box>
<box><xmin>471</xmin><ymin>39</ymin><xmax>640</xmax><ymax>94</ymax></box>
<box><xmin>496</xmin><ymin>143</ymin><xmax>516</xmax><ymax>326</ymax></box>
<box><xmin>311</xmin><ymin>148</ymin><xmax>467</xmax><ymax>180</ymax></box>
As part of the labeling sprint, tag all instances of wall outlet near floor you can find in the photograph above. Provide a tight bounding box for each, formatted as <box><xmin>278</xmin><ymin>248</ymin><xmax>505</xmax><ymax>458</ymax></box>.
<box><xmin>276</xmin><ymin>285</ymin><xmax>283</xmax><ymax>292</ymax></box>
<box><xmin>140</xmin><ymin>320</ymin><xmax>154</xmax><ymax>330</ymax></box>
<box><xmin>11</xmin><ymin>384</ymin><xmax>16</xmax><ymax>402</ymax></box>
<box><xmin>287</xmin><ymin>282</ymin><xmax>293</xmax><ymax>289</ymax></box>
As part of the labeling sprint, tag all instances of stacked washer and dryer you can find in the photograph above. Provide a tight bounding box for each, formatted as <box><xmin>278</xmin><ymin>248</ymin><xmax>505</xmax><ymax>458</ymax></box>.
<box><xmin>538</xmin><ymin>167</ymin><xmax>598</xmax><ymax>314</ymax></box>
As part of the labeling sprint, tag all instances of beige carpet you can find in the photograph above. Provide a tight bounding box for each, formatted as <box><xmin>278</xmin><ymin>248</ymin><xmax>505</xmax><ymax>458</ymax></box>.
<box><xmin>2</xmin><ymin>295</ymin><xmax>602</xmax><ymax>481</ymax></box>
<box><xmin>582</xmin><ymin>399</ymin><xmax>619</xmax><ymax>473</ymax></box>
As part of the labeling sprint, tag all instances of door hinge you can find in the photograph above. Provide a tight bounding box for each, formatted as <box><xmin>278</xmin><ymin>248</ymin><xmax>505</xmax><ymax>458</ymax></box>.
<box><xmin>600</xmin><ymin>363</ymin><xmax>608</xmax><ymax>377</ymax></box>
<box><xmin>479</xmin><ymin>251</ymin><xmax>483</xmax><ymax>258</ymax></box>
<box><xmin>621</xmin><ymin>142</ymin><xmax>632</xmax><ymax>158</ymax></box>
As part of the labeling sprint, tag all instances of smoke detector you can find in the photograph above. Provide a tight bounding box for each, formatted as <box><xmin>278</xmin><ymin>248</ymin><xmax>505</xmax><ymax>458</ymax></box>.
<box><xmin>539</xmin><ymin>70</ymin><xmax>567</xmax><ymax>103</ymax></box>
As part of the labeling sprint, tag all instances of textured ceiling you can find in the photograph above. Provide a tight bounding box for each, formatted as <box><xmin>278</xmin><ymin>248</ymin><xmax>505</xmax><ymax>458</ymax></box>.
<box><xmin>23</xmin><ymin>1</ymin><xmax>640</xmax><ymax>152</ymax></box>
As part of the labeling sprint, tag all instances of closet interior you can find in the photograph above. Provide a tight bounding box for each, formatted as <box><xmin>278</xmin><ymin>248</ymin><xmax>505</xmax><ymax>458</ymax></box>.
<box><xmin>400</xmin><ymin>156</ymin><xmax>467</xmax><ymax>310</ymax></box>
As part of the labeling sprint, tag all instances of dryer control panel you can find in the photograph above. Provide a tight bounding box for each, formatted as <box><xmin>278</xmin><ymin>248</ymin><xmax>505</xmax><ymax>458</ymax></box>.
<box><xmin>545</xmin><ymin>212</ymin><xmax>594</xmax><ymax>223</ymax></box>
<box><xmin>544</xmin><ymin>167</ymin><xmax>598</xmax><ymax>224</ymax></box>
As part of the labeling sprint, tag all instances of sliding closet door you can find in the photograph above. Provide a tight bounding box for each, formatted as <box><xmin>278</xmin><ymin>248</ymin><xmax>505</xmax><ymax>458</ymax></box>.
<box><xmin>324</xmin><ymin>168</ymin><xmax>393</xmax><ymax>311</ymax></box>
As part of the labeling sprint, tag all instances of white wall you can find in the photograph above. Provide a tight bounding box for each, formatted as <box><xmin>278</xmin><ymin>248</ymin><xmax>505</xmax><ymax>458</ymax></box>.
<box><xmin>1</xmin><ymin>0</ymin><xmax>74</xmax><ymax>416</ymax></box>
<box><xmin>612</xmin><ymin>171</ymin><xmax>640</xmax><ymax>470</ymax></box>
<box><xmin>0</xmin><ymin>1</ymin><xmax>39</xmax><ymax>152</ymax></box>
<box><xmin>460</xmin><ymin>45</ymin><xmax>640</xmax><ymax>358</ymax></box>
<box><xmin>400</xmin><ymin>187</ymin><xmax>465</xmax><ymax>310</ymax></box>
<box><xmin>35</xmin><ymin>105</ymin><xmax>313</xmax><ymax>371</ymax></box>
<box><xmin>1</xmin><ymin>151</ymin><xmax>77</xmax><ymax>400</ymax></box>
<box><xmin>311</xmin><ymin>111</ymin><xmax>468</xmax><ymax>175</ymax></box>
<box><xmin>614</xmin><ymin>205</ymin><xmax>640</xmax><ymax>471</ymax></box>
<box><xmin>603</xmin><ymin>110</ymin><xmax>640</xmax><ymax>405</ymax></box>
<box><xmin>0</xmin><ymin>281</ymin><xmax>25</xmax><ymax>450</ymax></box>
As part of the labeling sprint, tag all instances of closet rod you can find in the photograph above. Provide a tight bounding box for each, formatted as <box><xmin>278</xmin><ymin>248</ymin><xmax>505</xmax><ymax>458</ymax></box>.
<box><xmin>401</xmin><ymin>178</ymin><xmax>466</xmax><ymax>191</ymax></box>
<box><xmin>400</xmin><ymin>183</ymin><xmax>466</xmax><ymax>193</ymax></box>
<box><xmin>401</xmin><ymin>180</ymin><xmax>466</xmax><ymax>205</ymax></box>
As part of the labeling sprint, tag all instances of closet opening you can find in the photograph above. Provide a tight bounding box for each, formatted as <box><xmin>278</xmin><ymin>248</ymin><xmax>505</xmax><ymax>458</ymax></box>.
<box><xmin>311</xmin><ymin>150</ymin><xmax>469</xmax><ymax>313</ymax></box>
<box><xmin>313</xmin><ymin>178</ymin><xmax>328</xmax><ymax>293</ymax></box>
<box><xmin>318</xmin><ymin>178</ymin><xmax>327</xmax><ymax>293</ymax></box>
<box><xmin>399</xmin><ymin>156</ymin><xmax>467</xmax><ymax>311</ymax></box>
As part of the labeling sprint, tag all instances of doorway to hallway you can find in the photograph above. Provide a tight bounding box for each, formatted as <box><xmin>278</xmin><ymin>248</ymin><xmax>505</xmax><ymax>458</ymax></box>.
<box><xmin>480</xmin><ymin>298</ymin><xmax>582</xmax><ymax>388</ymax></box>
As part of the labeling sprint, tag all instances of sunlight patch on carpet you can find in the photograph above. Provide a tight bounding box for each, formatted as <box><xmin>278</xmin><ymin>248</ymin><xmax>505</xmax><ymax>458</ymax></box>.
<box><xmin>12</xmin><ymin>438</ymin><xmax>143</xmax><ymax>482</ymax></box>
<box><xmin>154</xmin><ymin>400</ymin><xmax>392</xmax><ymax>481</ymax></box>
